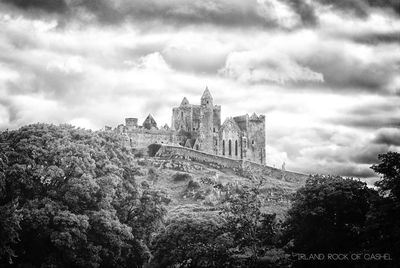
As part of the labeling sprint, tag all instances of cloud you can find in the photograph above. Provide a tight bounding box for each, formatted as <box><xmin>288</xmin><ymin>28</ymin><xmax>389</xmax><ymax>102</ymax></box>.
<box><xmin>282</xmin><ymin>0</ymin><xmax>317</xmax><ymax>26</ymax></box>
<box><xmin>329</xmin><ymin>98</ymin><xmax>400</xmax><ymax>129</ymax></box>
<box><xmin>373</xmin><ymin>128</ymin><xmax>400</xmax><ymax>146</ymax></box>
<box><xmin>331</xmin><ymin>116</ymin><xmax>400</xmax><ymax>130</ymax></box>
<box><xmin>284</xmin><ymin>0</ymin><xmax>400</xmax><ymax>27</ymax></box>
<box><xmin>1</xmin><ymin>0</ymin><xmax>399</xmax><ymax>34</ymax></box>
<box><xmin>2</xmin><ymin>0</ymin><xmax>68</xmax><ymax>13</ymax></box>
<box><xmin>219</xmin><ymin>35</ymin><xmax>400</xmax><ymax>92</ymax></box>
<box><xmin>349</xmin><ymin>31</ymin><xmax>400</xmax><ymax>44</ymax></box>
<box><xmin>350</xmin><ymin>144</ymin><xmax>390</xmax><ymax>164</ymax></box>
<box><xmin>294</xmin><ymin>41</ymin><xmax>400</xmax><ymax>92</ymax></box>
<box><xmin>0</xmin><ymin>0</ymin><xmax>291</xmax><ymax>29</ymax></box>
<box><xmin>220</xmin><ymin>49</ymin><xmax>324</xmax><ymax>84</ymax></box>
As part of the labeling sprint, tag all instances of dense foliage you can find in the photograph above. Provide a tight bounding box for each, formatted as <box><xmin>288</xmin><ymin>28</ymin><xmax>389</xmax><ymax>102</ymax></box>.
<box><xmin>0</xmin><ymin>124</ymin><xmax>399</xmax><ymax>267</ymax></box>
<box><xmin>284</xmin><ymin>175</ymin><xmax>377</xmax><ymax>254</ymax></box>
<box><xmin>150</xmin><ymin>185</ymin><xmax>286</xmax><ymax>268</ymax></box>
<box><xmin>283</xmin><ymin>153</ymin><xmax>400</xmax><ymax>267</ymax></box>
<box><xmin>367</xmin><ymin>152</ymin><xmax>400</xmax><ymax>262</ymax></box>
<box><xmin>0</xmin><ymin>124</ymin><xmax>166</xmax><ymax>267</ymax></box>
<box><xmin>151</xmin><ymin>215</ymin><xmax>231</xmax><ymax>267</ymax></box>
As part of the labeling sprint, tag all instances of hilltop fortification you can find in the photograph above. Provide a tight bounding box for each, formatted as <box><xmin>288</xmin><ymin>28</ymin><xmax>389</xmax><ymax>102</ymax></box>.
<box><xmin>108</xmin><ymin>87</ymin><xmax>266</xmax><ymax>165</ymax></box>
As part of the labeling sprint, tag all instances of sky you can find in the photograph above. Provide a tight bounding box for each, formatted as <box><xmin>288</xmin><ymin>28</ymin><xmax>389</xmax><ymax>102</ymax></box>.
<box><xmin>0</xmin><ymin>0</ymin><xmax>399</xmax><ymax>181</ymax></box>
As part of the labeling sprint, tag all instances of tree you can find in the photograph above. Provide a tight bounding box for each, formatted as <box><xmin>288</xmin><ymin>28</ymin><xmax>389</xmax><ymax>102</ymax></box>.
<box><xmin>150</xmin><ymin>215</ymin><xmax>231</xmax><ymax>267</ymax></box>
<box><xmin>283</xmin><ymin>175</ymin><xmax>378</xmax><ymax>258</ymax></box>
<box><xmin>221</xmin><ymin>183</ymin><xmax>286</xmax><ymax>267</ymax></box>
<box><xmin>366</xmin><ymin>152</ymin><xmax>400</xmax><ymax>263</ymax></box>
<box><xmin>0</xmin><ymin>124</ymin><xmax>161</xmax><ymax>267</ymax></box>
<box><xmin>0</xmin><ymin>200</ymin><xmax>21</xmax><ymax>264</ymax></box>
<box><xmin>371</xmin><ymin>151</ymin><xmax>400</xmax><ymax>200</ymax></box>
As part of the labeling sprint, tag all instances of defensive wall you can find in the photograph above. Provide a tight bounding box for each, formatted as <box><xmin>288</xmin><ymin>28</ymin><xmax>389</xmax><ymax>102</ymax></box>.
<box><xmin>119</xmin><ymin>128</ymin><xmax>186</xmax><ymax>148</ymax></box>
<box><xmin>155</xmin><ymin>145</ymin><xmax>309</xmax><ymax>183</ymax></box>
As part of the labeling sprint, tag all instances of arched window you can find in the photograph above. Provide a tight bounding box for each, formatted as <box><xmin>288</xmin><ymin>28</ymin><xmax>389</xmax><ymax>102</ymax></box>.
<box><xmin>196</xmin><ymin>144</ymin><xmax>199</xmax><ymax>150</ymax></box>
<box><xmin>235</xmin><ymin>140</ymin><xmax>238</xmax><ymax>156</ymax></box>
<box><xmin>181</xmin><ymin>111</ymin><xmax>183</xmax><ymax>118</ymax></box>
<box><xmin>228</xmin><ymin>140</ymin><xmax>232</xmax><ymax>156</ymax></box>
<box><xmin>222</xmin><ymin>140</ymin><xmax>225</xmax><ymax>155</ymax></box>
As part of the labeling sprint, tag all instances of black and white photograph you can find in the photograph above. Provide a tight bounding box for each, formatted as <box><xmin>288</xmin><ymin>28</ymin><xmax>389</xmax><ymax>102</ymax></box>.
<box><xmin>0</xmin><ymin>0</ymin><xmax>399</xmax><ymax>267</ymax></box>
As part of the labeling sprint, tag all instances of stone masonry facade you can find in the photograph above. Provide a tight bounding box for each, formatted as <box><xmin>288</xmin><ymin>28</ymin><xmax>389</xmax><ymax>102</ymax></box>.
<box><xmin>108</xmin><ymin>87</ymin><xmax>266</xmax><ymax>164</ymax></box>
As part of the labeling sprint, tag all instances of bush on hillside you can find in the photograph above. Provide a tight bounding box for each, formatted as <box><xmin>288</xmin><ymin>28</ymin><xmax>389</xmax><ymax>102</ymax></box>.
<box><xmin>172</xmin><ymin>172</ymin><xmax>192</xmax><ymax>182</ymax></box>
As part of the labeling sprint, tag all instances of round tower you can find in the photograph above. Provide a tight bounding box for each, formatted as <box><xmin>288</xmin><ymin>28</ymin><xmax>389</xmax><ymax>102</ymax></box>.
<box><xmin>199</xmin><ymin>87</ymin><xmax>214</xmax><ymax>153</ymax></box>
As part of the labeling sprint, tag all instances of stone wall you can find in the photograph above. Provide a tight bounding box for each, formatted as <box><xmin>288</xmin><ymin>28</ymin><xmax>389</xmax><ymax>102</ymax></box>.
<box><xmin>156</xmin><ymin>145</ymin><xmax>308</xmax><ymax>182</ymax></box>
<box><xmin>242</xmin><ymin>160</ymin><xmax>308</xmax><ymax>183</ymax></box>
<box><xmin>123</xmin><ymin>129</ymin><xmax>185</xmax><ymax>148</ymax></box>
<box><xmin>156</xmin><ymin>145</ymin><xmax>242</xmax><ymax>171</ymax></box>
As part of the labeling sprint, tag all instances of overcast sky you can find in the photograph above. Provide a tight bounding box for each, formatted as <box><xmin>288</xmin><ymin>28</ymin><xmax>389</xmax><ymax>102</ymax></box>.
<box><xmin>0</xmin><ymin>0</ymin><xmax>399</xmax><ymax>181</ymax></box>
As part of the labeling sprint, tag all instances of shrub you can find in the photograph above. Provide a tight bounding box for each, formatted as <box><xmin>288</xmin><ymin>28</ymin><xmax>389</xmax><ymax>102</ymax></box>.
<box><xmin>141</xmin><ymin>181</ymin><xmax>150</xmax><ymax>189</ymax></box>
<box><xmin>172</xmin><ymin>172</ymin><xmax>192</xmax><ymax>182</ymax></box>
<box><xmin>134</xmin><ymin>151</ymin><xmax>144</xmax><ymax>158</ymax></box>
<box><xmin>187</xmin><ymin>179</ymin><xmax>201</xmax><ymax>190</ymax></box>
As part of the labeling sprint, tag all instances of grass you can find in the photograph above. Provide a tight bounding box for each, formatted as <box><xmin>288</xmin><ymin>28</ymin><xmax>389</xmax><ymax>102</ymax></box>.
<box><xmin>134</xmin><ymin>157</ymin><xmax>306</xmax><ymax>219</ymax></box>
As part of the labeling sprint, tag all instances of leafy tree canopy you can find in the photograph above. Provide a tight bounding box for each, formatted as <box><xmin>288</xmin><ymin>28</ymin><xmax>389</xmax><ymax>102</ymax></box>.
<box><xmin>284</xmin><ymin>175</ymin><xmax>378</xmax><ymax>254</ymax></box>
<box><xmin>366</xmin><ymin>152</ymin><xmax>400</xmax><ymax>262</ymax></box>
<box><xmin>0</xmin><ymin>124</ymin><xmax>166</xmax><ymax>267</ymax></box>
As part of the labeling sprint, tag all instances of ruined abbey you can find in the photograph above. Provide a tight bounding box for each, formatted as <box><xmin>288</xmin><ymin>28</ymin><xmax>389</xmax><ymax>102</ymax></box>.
<box><xmin>110</xmin><ymin>87</ymin><xmax>266</xmax><ymax>164</ymax></box>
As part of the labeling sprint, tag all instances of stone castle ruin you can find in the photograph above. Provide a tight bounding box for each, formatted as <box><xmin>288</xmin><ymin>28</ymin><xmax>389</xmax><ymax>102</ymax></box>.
<box><xmin>110</xmin><ymin>87</ymin><xmax>266</xmax><ymax>164</ymax></box>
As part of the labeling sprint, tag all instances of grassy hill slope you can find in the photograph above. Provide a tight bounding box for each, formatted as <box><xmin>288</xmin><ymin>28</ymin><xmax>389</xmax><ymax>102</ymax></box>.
<box><xmin>132</xmin><ymin>155</ymin><xmax>307</xmax><ymax>218</ymax></box>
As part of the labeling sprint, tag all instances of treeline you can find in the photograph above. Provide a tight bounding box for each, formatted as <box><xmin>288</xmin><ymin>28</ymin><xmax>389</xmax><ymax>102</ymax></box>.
<box><xmin>0</xmin><ymin>124</ymin><xmax>399</xmax><ymax>267</ymax></box>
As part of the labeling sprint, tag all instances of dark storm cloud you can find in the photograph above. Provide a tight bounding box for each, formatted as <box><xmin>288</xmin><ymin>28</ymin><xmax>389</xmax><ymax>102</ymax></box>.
<box><xmin>350</xmin><ymin>144</ymin><xmax>389</xmax><ymax>164</ymax></box>
<box><xmin>334</xmin><ymin>165</ymin><xmax>376</xmax><ymax>178</ymax></box>
<box><xmin>223</xmin><ymin>45</ymin><xmax>398</xmax><ymax>92</ymax></box>
<box><xmin>318</xmin><ymin>0</ymin><xmax>370</xmax><ymax>17</ymax></box>
<box><xmin>1</xmin><ymin>0</ymin><xmax>399</xmax><ymax>30</ymax></box>
<box><xmin>373</xmin><ymin>128</ymin><xmax>400</xmax><ymax>146</ymax></box>
<box><xmin>285</xmin><ymin>0</ymin><xmax>400</xmax><ymax>26</ymax></box>
<box><xmin>2</xmin><ymin>0</ymin><xmax>68</xmax><ymax>13</ymax></box>
<box><xmin>330</xmin><ymin>115</ymin><xmax>400</xmax><ymax>129</ymax></box>
<box><xmin>349</xmin><ymin>101</ymin><xmax>400</xmax><ymax>116</ymax></box>
<box><xmin>303</xmin><ymin>52</ymin><xmax>398</xmax><ymax>92</ymax></box>
<box><xmin>282</xmin><ymin>0</ymin><xmax>317</xmax><ymax>26</ymax></box>
<box><xmin>0</xmin><ymin>0</ymin><xmax>281</xmax><ymax>28</ymax></box>
<box><xmin>330</xmin><ymin>100</ymin><xmax>400</xmax><ymax>129</ymax></box>
<box><xmin>367</xmin><ymin>0</ymin><xmax>400</xmax><ymax>15</ymax></box>
<box><xmin>350</xmin><ymin>31</ymin><xmax>400</xmax><ymax>44</ymax></box>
